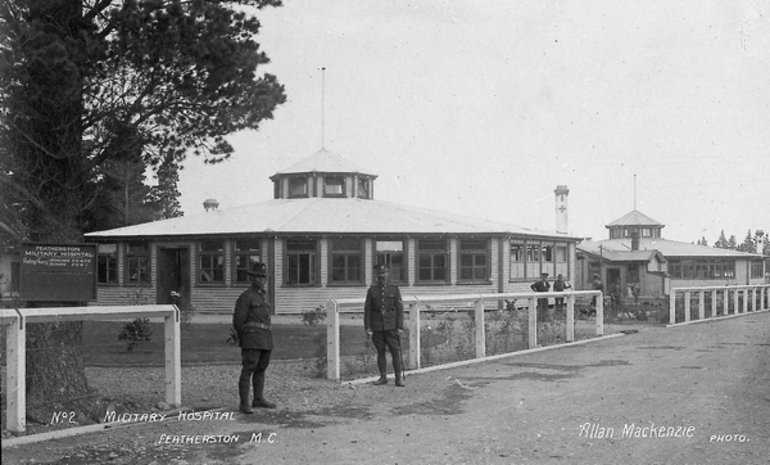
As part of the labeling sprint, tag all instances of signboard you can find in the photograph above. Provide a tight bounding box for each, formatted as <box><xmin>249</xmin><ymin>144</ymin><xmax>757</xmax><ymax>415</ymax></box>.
<box><xmin>20</xmin><ymin>243</ymin><xmax>97</xmax><ymax>302</ymax></box>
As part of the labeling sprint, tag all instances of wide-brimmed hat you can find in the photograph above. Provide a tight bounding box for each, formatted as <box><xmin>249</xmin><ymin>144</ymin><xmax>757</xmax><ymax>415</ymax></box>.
<box><xmin>246</xmin><ymin>262</ymin><xmax>267</xmax><ymax>277</ymax></box>
<box><xmin>373</xmin><ymin>263</ymin><xmax>390</xmax><ymax>272</ymax></box>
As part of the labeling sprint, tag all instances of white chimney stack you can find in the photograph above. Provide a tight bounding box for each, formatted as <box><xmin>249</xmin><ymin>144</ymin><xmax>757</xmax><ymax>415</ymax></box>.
<box><xmin>554</xmin><ymin>185</ymin><xmax>569</xmax><ymax>234</ymax></box>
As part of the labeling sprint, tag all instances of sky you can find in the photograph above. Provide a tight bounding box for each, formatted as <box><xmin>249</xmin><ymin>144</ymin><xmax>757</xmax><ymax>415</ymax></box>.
<box><xmin>177</xmin><ymin>0</ymin><xmax>770</xmax><ymax>244</ymax></box>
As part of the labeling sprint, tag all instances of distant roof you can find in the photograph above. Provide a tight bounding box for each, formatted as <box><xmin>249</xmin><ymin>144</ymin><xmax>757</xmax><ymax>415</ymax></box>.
<box><xmin>85</xmin><ymin>198</ymin><xmax>578</xmax><ymax>240</ymax></box>
<box><xmin>606</xmin><ymin>210</ymin><xmax>664</xmax><ymax>228</ymax></box>
<box><xmin>270</xmin><ymin>149</ymin><xmax>375</xmax><ymax>178</ymax></box>
<box><xmin>577</xmin><ymin>240</ymin><xmax>664</xmax><ymax>262</ymax></box>
<box><xmin>578</xmin><ymin>238</ymin><xmax>762</xmax><ymax>259</ymax></box>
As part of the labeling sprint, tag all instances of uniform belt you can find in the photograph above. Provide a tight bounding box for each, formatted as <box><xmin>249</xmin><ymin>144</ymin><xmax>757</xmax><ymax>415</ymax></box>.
<box><xmin>245</xmin><ymin>322</ymin><xmax>271</xmax><ymax>330</ymax></box>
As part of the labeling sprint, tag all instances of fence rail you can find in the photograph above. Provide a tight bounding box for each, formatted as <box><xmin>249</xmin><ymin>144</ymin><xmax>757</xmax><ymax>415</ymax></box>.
<box><xmin>1</xmin><ymin>305</ymin><xmax>180</xmax><ymax>433</ymax></box>
<box><xmin>668</xmin><ymin>284</ymin><xmax>770</xmax><ymax>325</ymax></box>
<box><xmin>325</xmin><ymin>290</ymin><xmax>603</xmax><ymax>380</ymax></box>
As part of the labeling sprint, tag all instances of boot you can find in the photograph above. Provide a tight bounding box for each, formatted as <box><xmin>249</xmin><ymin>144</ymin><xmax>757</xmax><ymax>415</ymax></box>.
<box><xmin>238</xmin><ymin>371</ymin><xmax>253</xmax><ymax>414</ymax></box>
<box><xmin>252</xmin><ymin>372</ymin><xmax>276</xmax><ymax>409</ymax></box>
<box><xmin>395</xmin><ymin>376</ymin><xmax>405</xmax><ymax>387</ymax></box>
<box><xmin>373</xmin><ymin>375</ymin><xmax>388</xmax><ymax>385</ymax></box>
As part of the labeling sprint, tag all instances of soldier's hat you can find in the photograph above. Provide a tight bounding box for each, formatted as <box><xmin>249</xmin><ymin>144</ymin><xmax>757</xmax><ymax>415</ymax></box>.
<box><xmin>373</xmin><ymin>263</ymin><xmax>390</xmax><ymax>272</ymax></box>
<box><xmin>246</xmin><ymin>262</ymin><xmax>268</xmax><ymax>277</ymax></box>
<box><xmin>540</xmin><ymin>272</ymin><xmax>549</xmax><ymax>277</ymax></box>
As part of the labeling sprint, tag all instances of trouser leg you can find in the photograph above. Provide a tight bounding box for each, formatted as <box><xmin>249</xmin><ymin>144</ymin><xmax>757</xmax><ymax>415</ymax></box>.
<box><xmin>239</xmin><ymin>348</ymin><xmax>259</xmax><ymax>413</ymax></box>
<box><xmin>384</xmin><ymin>330</ymin><xmax>404</xmax><ymax>386</ymax></box>
<box><xmin>372</xmin><ymin>331</ymin><xmax>389</xmax><ymax>384</ymax></box>
<box><xmin>251</xmin><ymin>350</ymin><xmax>275</xmax><ymax>408</ymax></box>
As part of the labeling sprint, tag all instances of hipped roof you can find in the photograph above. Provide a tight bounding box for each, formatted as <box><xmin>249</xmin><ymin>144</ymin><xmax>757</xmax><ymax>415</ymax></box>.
<box><xmin>269</xmin><ymin>149</ymin><xmax>376</xmax><ymax>179</ymax></box>
<box><xmin>578</xmin><ymin>238</ymin><xmax>763</xmax><ymax>259</ymax></box>
<box><xmin>606</xmin><ymin>210</ymin><xmax>664</xmax><ymax>228</ymax></box>
<box><xmin>85</xmin><ymin>198</ymin><xmax>576</xmax><ymax>240</ymax></box>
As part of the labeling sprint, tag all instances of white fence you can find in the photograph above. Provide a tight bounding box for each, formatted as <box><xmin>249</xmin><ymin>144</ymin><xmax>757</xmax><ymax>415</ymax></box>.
<box><xmin>1</xmin><ymin>305</ymin><xmax>181</xmax><ymax>433</ymax></box>
<box><xmin>325</xmin><ymin>290</ymin><xmax>603</xmax><ymax>380</ymax></box>
<box><xmin>668</xmin><ymin>284</ymin><xmax>770</xmax><ymax>325</ymax></box>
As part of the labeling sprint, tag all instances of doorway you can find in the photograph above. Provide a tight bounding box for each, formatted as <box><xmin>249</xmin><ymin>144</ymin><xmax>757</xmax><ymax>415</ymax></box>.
<box><xmin>157</xmin><ymin>247</ymin><xmax>190</xmax><ymax>305</ymax></box>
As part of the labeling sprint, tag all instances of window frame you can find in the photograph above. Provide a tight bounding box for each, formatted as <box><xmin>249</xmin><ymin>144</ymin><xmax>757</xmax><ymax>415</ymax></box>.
<box><xmin>198</xmin><ymin>240</ymin><xmax>225</xmax><ymax>285</ymax></box>
<box><xmin>288</xmin><ymin>176</ymin><xmax>309</xmax><ymax>198</ymax></box>
<box><xmin>458</xmin><ymin>238</ymin><xmax>489</xmax><ymax>283</ymax></box>
<box><xmin>328</xmin><ymin>237</ymin><xmax>364</xmax><ymax>285</ymax></box>
<box><xmin>125</xmin><ymin>242</ymin><xmax>151</xmax><ymax>285</ymax></box>
<box><xmin>357</xmin><ymin>178</ymin><xmax>370</xmax><ymax>199</ymax></box>
<box><xmin>233</xmin><ymin>238</ymin><xmax>262</xmax><ymax>285</ymax></box>
<box><xmin>323</xmin><ymin>175</ymin><xmax>346</xmax><ymax>197</ymax></box>
<box><xmin>97</xmin><ymin>243</ymin><xmax>118</xmax><ymax>285</ymax></box>
<box><xmin>416</xmin><ymin>238</ymin><xmax>449</xmax><ymax>284</ymax></box>
<box><xmin>285</xmin><ymin>238</ymin><xmax>319</xmax><ymax>286</ymax></box>
<box><xmin>373</xmin><ymin>239</ymin><xmax>407</xmax><ymax>284</ymax></box>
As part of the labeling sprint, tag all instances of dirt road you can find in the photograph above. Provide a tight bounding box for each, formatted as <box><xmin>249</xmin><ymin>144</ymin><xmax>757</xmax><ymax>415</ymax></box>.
<box><xmin>4</xmin><ymin>312</ymin><xmax>769</xmax><ymax>464</ymax></box>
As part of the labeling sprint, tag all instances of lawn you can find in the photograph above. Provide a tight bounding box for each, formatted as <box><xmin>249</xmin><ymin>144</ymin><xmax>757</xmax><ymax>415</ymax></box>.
<box><xmin>83</xmin><ymin>321</ymin><xmax>368</xmax><ymax>366</ymax></box>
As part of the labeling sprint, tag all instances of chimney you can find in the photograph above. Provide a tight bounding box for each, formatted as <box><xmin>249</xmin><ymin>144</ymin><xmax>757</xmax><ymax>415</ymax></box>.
<box><xmin>203</xmin><ymin>198</ymin><xmax>219</xmax><ymax>212</ymax></box>
<box><xmin>554</xmin><ymin>185</ymin><xmax>569</xmax><ymax>234</ymax></box>
<box><xmin>631</xmin><ymin>231</ymin><xmax>640</xmax><ymax>251</ymax></box>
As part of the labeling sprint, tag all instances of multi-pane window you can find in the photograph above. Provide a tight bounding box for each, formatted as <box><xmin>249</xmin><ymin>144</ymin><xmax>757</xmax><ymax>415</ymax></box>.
<box><xmin>199</xmin><ymin>240</ymin><xmax>224</xmax><ymax>284</ymax></box>
<box><xmin>324</xmin><ymin>176</ymin><xmax>345</xmax><ymax>196</ymax></box>
<box><xmin>234</xmin><ymin>239</ymin><xmax>261</xmax><ymax>283</ymax></box>
<box><xmin>98</xmin><ymin>243</ymin><xmax>118</xmax><ymax>284</ymax></box>
<box><xmin>289</xmin><ymin>176</ymin><xmax>308</xmax><ymax>198</ymax></box>
<box><xmin>357</xmin><ymin>178</ymin><xmax>370</xmax><ymax>199</ymax></box>
<box><xmin>374</xmin><ymin>240</ymin><xmax>405</xmax><ymax>283</ymax></box>
<box><xmin>126</xmin><ymin>243</ymin><xmax>150</xmax><ymax>284</ymax></box>
<box><xmin>669</xmin><ymin>259</ymin><xmax>736</xmax><ymax>279</ymax></box>
<box><xmin>418</xmin><ymin>239</ymin><xmax>448</xmax><ymax>283</ymax></box>
<box><xmin>510</xmin><ymin>240</ymin><xmax>569</xmax><ymax>280</ymax></box>
<box><xmin>751</xmin><ymin>260</ymin><xmax>764</xmax><ymax>279</ymax></box>
<box><xmin>509</xmin><ymin>241</ymin><xmax>525</xmax><ymax>279</ymax></box>
<box><xmin>330</xmin><ymin>238</ymin><xmax>362</xmax><ymax>284</ymax></box>
<box><xmin>459</xmin><ymin>239</ymin><xmax>488</xmax><ymax>281</ymax></box>
<box><xmin>286</xmin><ymin>239</ymin><xmax>317</xmax><ymax>285</ymax></box>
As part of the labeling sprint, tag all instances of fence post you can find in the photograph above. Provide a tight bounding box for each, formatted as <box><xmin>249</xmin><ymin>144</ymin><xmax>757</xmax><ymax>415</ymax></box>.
<box><xmin>566</xmin><ymin>293</ymin><xmax>575</xmax><ymax>342</ymax></box>
<box><xmin>669</xmin><ymin>290</ymin><xmax>676</xmax><ymax>324</ymax></box>
<box><xmin>724</xmin><ymin>287</ymin><xmax>730</xmax><ymax>315</ymax></box>
<box><xmin>528</xmin><ymin>296</ymin><xmax>537</xmax><ymax>349</ymax></box>
<box><xmin>698</xmin><ymin>290</ymin><xmax>705</xmax><ymax>320</ymax></box>
<box><xmin>752</xmin><ymin>287</ymin><xmax>758</xmax><ymax>312</ymax></box>
<box><xmin>475</xmin><ymin>298</ymin><xmax>485</xmax><ymax>358</ymax></box>
<box><xmin>595</xmin><ymin>292</ymin><xmax>604</xmax><ymax>336</ymax></box>
<box><xmin>409</xmin><ymin>300</ymin><xmax>421</xmax><ymax>370</ymax></box>
<box><xmin>684</xmin><ymin>290</ymin><xmax>691</xmax><ymax>322</ymax></box>
<box><xmin>712</xmin><ymin>289</ymin><xmax>718</xmax><ymax>318</ymax></box>
<box><xmin>742</xmin><ymin>288</ymin><xmax>749</xmax><ymax>313</ymax></box>
<box><xmin>326</xmin><ymin>299</ymin><xmax>340</xmax><ymax>380</ymax></box>
<box><xmin>164</xmin><ymin>307</ymin><xmax>181</xmax><ymax>407</ymax></box>
<box><xmin>6</xmin><ymin>313</ymin><xmax>26</xmax><ymax>433</ymax></box>
<box><xmin>734</xmin><ymin>288</ymin><xmax>740</xmax><ymax>314</ymax></box>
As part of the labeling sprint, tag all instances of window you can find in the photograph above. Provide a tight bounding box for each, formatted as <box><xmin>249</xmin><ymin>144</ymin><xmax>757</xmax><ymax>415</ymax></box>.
<box><xmin>627</xmin><ymin>265</ymin><xmax>640</xmax><ymax>283</ymax></box>
<box><xmin>324</xmin><ymin>176</ymin><xmax>345</xmax><ymax>196</ymax></box>
<box><xmin>671</xmin><ymin>259</ymin><xmax>736</xmax><ymax>280</ymax></box>
<box><xmin>234</xmin><ymin>239</ymin><xmax>261</xmax><ymax>284</ymax></box>
<box><xmin>459</xmin><ymin>239</ymin><xmax>488</xmax><ymax>281</ymax></box>
<box><xmin>375</xmin><ymin>240</ymin><xmax>405</xmax><ymax>283</ymax></box>
<box><xmin>273</xmin><ymin>180</ymin><xmax>282</xmax><ymax>199</ymax></box>
<box><xmin>330</xmin><ymin>238</ymin><xmax>362</xmax><ymax>284</ymax></box>
<box><xmin>526</xmin><ymin>242</ymin><xmax>541</xmax><ymax>278</ymax></box>
<box><xmin>289</xmin><ymin>176</ymin><xmax>308</xmax><ymax>198</ymax></box>
<box><xmin>418</xmin><ymin>239</ymin><xmax>448</xmax><ymax>283</ymax></box>
<box><xmin>357</xmin><ymin>178</ymin><xmax>370</xmax><ymax>199</ymax></box>
<box><xmin>126</xmin><ymin>243</ymin><xmax>150</xmax><ymax>284</ymax></box>
<box><xmin>509</xmin><ymin>241</ymin><xmax>525</xmax><ymax>279</ymax></box>
<box><xmin>541</xmin><ymin>243</ymin><xmax>555</xmax><ymax>277</ymax></box>
<box><xmin>97</xmin><ymin>243</ymin><xmax>118</xmax><ymax>284</ymax></box>
<box><xmin>199</xmin><ymin>240</ymin><xmax>224</xmax><ymax>284</ymax></box>
<box><xmin>642</xmin><ymin>228</ymin><xmax>652</xmax><ymax>238</ymax></box>
<box><xmin>286</xmin><ymin>239</ymin><xmax>317</xmax><ymax>285</ymax></box>
<box><xmin>751</xmin><ymin>260</ymin><xmax>764</xmax><ymax>279</ymax></box>
<box><xmin>555</xmin><ymin>243</ymin><xmax>569</xmax><ymax>278</ymax></box>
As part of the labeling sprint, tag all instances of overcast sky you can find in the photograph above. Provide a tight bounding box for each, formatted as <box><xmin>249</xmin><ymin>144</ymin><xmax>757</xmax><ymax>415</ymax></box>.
<box><xmin>177</xmin><ymin>0</ymin><xmax>769</xmax><ymax>244</ymax></box>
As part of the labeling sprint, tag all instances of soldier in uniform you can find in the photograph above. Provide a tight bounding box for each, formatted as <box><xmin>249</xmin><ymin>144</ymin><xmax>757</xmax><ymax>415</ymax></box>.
<box><xmin>531</xmin><ymin>272</ymin><xmax>551</xmax><ymax>321</ymax></box>
<box><xmin>364</xmin><ymin>263</ymin><xmax>405</xmax><ymax>387</ymax></box>
<box><xmin>232</xmin><ymin>262</ymin><xmax>276</xmax><ymax>414</ymax></box>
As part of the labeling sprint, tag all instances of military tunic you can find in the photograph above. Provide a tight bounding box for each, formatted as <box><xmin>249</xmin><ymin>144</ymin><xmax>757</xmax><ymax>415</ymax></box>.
<box><xmin>233</xmin><ymin>286</ymin><xmax>273</xmax><ymax>350</ymax></box>
<box><xmin>364</xmin><ymin>282</ymin><xmax>404</xmax><ymax>332</ymax></box>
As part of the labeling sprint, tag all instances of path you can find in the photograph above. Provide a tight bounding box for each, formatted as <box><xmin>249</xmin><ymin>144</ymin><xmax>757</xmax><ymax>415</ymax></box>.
<box><xmin>3</xmin><ymin>312</ymin><xmax>769</xmax><ymax>464</ymax></box>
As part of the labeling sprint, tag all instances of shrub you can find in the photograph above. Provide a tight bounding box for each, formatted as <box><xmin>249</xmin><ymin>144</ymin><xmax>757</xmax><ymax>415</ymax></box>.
<box><xmin>117</xmin><ymin>318</ymin><xmax>153</xmax><ymax>352</ymax></box>
<box><xmin>300</xmin><ymin>305</ymin><xmax>327</xmax><ymax>326</ymax></box>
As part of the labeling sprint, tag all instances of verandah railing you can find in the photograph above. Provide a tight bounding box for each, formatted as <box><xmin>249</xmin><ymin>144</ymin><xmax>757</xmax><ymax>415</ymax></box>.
<box><xmin>668</xmin><ymin>284</ymin><xmax>770</xmax><ymax>325</ymax></box>
<box><xmin>325</xmin><ymin>290</ymin><xmax>603</xmax><ymax>380</ymax></box>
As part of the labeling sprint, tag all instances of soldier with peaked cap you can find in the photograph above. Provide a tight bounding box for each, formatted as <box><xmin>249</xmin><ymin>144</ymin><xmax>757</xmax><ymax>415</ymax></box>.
<box><xmin>364</xmin><ymin>263</ymin><xmax>405</xmax><ymax>387</ymax></box>
<box><xmin>232</xmin><ymin>262</ymin><xmax>276</xmax><ymax>414</ymax></box>
<box><xmin>531</xmin><ymin>272</ymin><xmax>551</xmax><ymax>321</ymax></box>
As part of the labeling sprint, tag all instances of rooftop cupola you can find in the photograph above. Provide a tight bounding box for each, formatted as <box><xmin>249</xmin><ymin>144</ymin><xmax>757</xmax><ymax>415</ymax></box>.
<box><xmin>270</xmin><ymin>149</ymin><xmax>377</xmax><ymax>200</ymax></box>
<box><xmin>605</xmin><ymin>210</ymin><xmax>665</xmax><ymax>240</ymax></box>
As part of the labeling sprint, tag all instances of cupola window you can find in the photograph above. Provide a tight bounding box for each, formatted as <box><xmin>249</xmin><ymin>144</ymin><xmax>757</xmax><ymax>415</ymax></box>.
<box><xmin>324</xmin><ymin>176</ymin><xmax>345</xmax><ymax>197</ymax></box>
